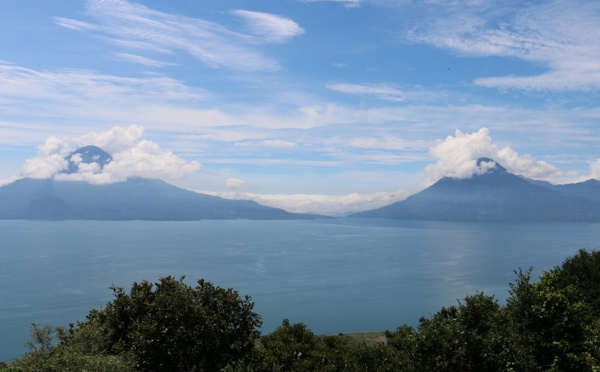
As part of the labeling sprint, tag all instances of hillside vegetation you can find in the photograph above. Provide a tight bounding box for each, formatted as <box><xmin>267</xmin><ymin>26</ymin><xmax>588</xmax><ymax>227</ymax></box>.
<box><xmin>3</xmin><ymin>249</ymin><xmax>600</xmax><ymax>371</ymax></box>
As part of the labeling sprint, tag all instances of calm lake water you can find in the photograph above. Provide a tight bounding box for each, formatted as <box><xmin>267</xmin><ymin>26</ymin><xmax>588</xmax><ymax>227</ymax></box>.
<box><xmin>2</xmin><ymin>218</ymin><xmax>600</xmax><ymax>361</ymax></box>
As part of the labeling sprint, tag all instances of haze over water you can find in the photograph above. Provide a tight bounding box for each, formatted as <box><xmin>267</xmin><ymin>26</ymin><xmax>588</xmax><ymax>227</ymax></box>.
<box><xmin>2</xmin><ymin>219</ymin><xmax>600</xmax><ymax>361</ymax></box>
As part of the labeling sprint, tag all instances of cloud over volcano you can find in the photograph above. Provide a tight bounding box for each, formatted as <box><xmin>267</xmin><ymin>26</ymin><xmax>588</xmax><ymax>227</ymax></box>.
<box><xmin>20</xmin><ymin>125</ymin><xmax>201</xmax><ymax>184</ymax></box>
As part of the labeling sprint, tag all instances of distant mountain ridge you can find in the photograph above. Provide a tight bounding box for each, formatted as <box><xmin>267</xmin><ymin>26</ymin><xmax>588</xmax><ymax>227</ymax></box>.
<box><xmin>0</xmin><ymin>146</ymin><xmax>320</xmax><ymax>220</ymax></box>
<box><xmin>0</xmin><ymin>177</ymin><xmax>322</xmax><ymax>220</ymax></box>
<box><xmin>352</xmin><ymin>158</ymin><xmax>600</xmax><ymax>222</ymax></box>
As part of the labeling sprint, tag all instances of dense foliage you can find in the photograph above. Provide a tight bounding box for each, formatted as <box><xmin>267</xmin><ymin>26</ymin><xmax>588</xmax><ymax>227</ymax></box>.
<box><xmin>4</xmin><ymin>249</ymin><xmax>600</xmax><ymax>371</ymax></box>
<box><xmin>4</xmin><ymin>276</ymin><xmax>261</xmax><ymax>372</ymax></box>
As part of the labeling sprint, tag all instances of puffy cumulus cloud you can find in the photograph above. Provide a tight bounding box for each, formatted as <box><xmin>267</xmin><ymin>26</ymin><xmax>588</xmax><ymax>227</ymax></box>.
<box><xmin>495</xmin><ymin>147</ymin><xmax>562</xmax><ymax>180</ymax></box>
<box><xmin>425</xmin><ymin>128</ymin><xmax>562</xmax><ymax>183</ymax></box>
<box><xmin>226</xmin><ymin>178</ymin><xmax>247</xmax><ymax>189</ymax></box>
<box><xmin>20</xmin><ymin>125</ymin><xmax>201</xmax><ymax>184</ymax></box>
<box><xmin>202</xmin><ymin>189</ymin><xmax>410</xmax><ymax>216</ymax></box>
<box><xmin>22</xmin><ymin>153</ymin><xmax>69</xmax><ymax>179</ymax></box>
<box><xmin>97</xmin><ymin>140</ymin><xmax>200</xmax><ymax>182</ymax></box>
<box><xmin>77</xmin><ymin>125</ymin><xmax>145</xmax><ymax>154</ymax></box>
<box><xmin>37</xmin><ymin>135</ymin><xmax>74</xmax><ymax>156</ymax></box>
<box><xmin>426</xmin><ymin>128</ymin><xmax>496</xmax><ymax>181</ymax></box>
<box><xmin>589</xmin><ymin>159</ymin><xmax>600</xmax><ymax>181</ymax></box>
<box><xmin>20</xmin><ymin>134</ymin><xmax>77</xmax><ymax>179</ymax></box>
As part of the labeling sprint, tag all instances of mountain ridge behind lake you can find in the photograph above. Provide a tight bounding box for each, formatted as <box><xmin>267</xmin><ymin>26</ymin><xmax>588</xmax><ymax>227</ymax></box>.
<box><xmin>352</xmin><ymin>158</ymin><xmax>600</xmax><ymax>222</ymax></box>
<box><xmin>0</xmin><ymin>177</ymin><xmax>321</xmax><ymax>220</ymax></box>
<box><xmin>0</xmin><ymin>146</ymin><xmax>321</xmax><ymax>221</ymax></box>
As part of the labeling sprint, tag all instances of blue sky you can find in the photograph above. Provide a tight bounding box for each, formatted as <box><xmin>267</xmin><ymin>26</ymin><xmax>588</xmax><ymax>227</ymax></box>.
<box><xmin>1</xmin><ymin>0</ymin><xmax>600</xmax><ymax>215</ymax></box>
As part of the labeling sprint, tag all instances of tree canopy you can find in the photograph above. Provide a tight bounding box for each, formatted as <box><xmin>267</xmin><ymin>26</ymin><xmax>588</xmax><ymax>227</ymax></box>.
<box><xmin>5</xmin><ymin>249</ymin><xmax>600</xmax><ymax>371</ymax></box>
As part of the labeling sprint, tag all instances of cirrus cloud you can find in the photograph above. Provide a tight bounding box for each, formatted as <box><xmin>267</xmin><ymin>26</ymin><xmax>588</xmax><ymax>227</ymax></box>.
<box><xmin>235</xmin><ymin>139</ymin><xmax>298</xmax><ymax>148</ymax></box>
<box><xmin>300</xmin><ymin>0</ymin><xmax>364</xmax><ymax>8</ymax></box>
<box><xmin>327</xmin><ymin>83</ymin><xmax>406</xmax><ymax>102</ymax></box>
<box><xmin>54</xmin><ymin>0</ymin><xmax>301</xmax><ymax>71</ymax></box>
<box><xmin>231</xmin><ymin>10</ymin><xmax>305</xmax><ymax>43</ymax></box>
<box><xmin>404</xmin><ymin>0</ymin><xmax>600</xmax><ymax>91</ymax></box>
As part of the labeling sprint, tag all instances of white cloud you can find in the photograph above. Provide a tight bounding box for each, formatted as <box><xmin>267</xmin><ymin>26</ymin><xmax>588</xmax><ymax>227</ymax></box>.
<box><xmin>425</xmin><ymin>128</ymin><xmax>562</xmax><ymax>183</ymax></box>
<box><xmin>22</xmin><ymin>153</ymin><xmax>69</xmax><ymax>179</ymax></box>
<box><xmin>52</xmin><ymin>17</ymin><xmax>98</xmax><ymax>31</ymax></box>
<box><xmin>404</xmin><ymin>0</ymin><xmax>600</xmax><ymax>91</ymax></box>
<box><xmin>0</xmin><ymin>63</ymin><xmax>207</xmax><ymax>103</ymax></box>
<box><xmin>20</xmin><ymin>125</ymin><xmax>201</xmax><ymax>184</ymax></box>
<box><xmin>231</xmin><ymin>10</ymin><xmax>304</xmax><ymax>43</ymax></box>
<box><xmin>99</xmin><ymin>140</ymin><xmax>200</xmax><ymax>182</ymax></box>
<box><xmin>0</xmin><ymin>175</ymin><xmax>22</xmax><ymax>187</ymax></box>
<box><xmin>495</xmin><ymin>147</ymin><xmax>562</xmax><ymax>180</ymax></box>
<box><xmin>55</xmin><ymin>0</ymin><xmax>283</xmax><ymax>71</ymax></box>
<box><xmin>0</xmin><ymin>61</ymin><xmax>595</xmax><ymax>182</ymax></box>
<box><xmin>76</xmin><ymin>125</ymin><xmax>146</xmax><ymax>154</ymax></box>
<box><xmin>0</xmin><ymin>62</ymin><xmax>589</xmax><ymax>140</ymax></box>
<box><xmin>0</xmin><ymin>63</ymin><xmax>246</xmax><ymax>137</ymax></box>
<box><xmin>589</xmin><ymin>159</ymin><xmax>600</xmax><ymax>181</ymax></box>
<box><xmin>114</xmin><ymin>53</ymin><xmax>175</xmax><ymax>67</ymax></box>
<box><xmin>235</xmin><ymin>139</ymin><xmax>298</xmax><ymax>148</ymax></box>
<box><xmin>179</xmin><ymin>132</ymin><xmax>269</xmax><ymax>143</ymax></box>
<box><xmin>327</xmin><ymin>83</ymin><xmax>406</xmax><ymax>102</ymax></box>
<box><xmin>263</xmin><ymin>139</ymin><xmax>297</xmax><ymax>148</ymax></box>
<box><xmin>347</xmin><ymin>136</ymin><xmax>418</xmax><ymax>150</ymax></box>
<box><xmin>203</xmin><ymin>189</ymin><xmax>410</xmax><ymax>216</ymax></box>
<box><xmin>225</xmin><ymin>178</ymin><xmax>247</xmax><ymax>189</ymax></box>
<box><xmin>300</xmin><ymin>0</ymin><xmax>364</xmax><ymax>8</ymax></box>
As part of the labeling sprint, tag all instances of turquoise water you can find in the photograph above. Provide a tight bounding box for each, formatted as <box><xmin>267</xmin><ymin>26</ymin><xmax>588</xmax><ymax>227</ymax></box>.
<box><xmin>2</xmin><ymin>218</ymin><xmax>600</xmax><ymax>361</ymax></box>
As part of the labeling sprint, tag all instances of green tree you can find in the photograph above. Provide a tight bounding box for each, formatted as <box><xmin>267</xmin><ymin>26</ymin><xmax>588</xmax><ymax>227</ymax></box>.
<box><xmin>12</xmin><ymin>323</ymin><xmax>134</xmax><ymax>372</ymax></box>
<box><xmin>388</xmin><ymin>292</ymin><xmax>505</xmax><ymax>372</ymax></box>
<box><xmin>385</xmin><ymin>324</ymin><xmax>417</xmax><ymax>370</ymax></box>
<box><xmin>12</xmin><ymin>324</ymin><xmax>64</xmax><ymax>371</ymax></box>
<box><xmin>347</xmin><ymin>341</ymin><xmax>406</xmax><ymax>372</ymax></box>
<box><xmin>258</xmin><ymin>321</ymin><xmax>408</xmax><ymax>372</ymax></box>
<box><xmin>9</xmin><ymin>249</ymin><xmax>600</xmax><ymax>372</ymax></box>
<box><xmin>316</xmin><ymin>335</ymin><xmax>353</xmax><ymax>371</ymax></box>
<box><xmin>505</xmin><ymin>264</ymin><xmax>600</xmax><ymax>371</ymax></box>
<box><xmin>259</xmin><ymin>319</ymin><xmax>320</xmax><ymax>371</ymax></box>
<box><xmin>75</xmin><ymin>276</ymin><xmax>261</xmax><ymax>371</ymax></box>
<box><xmin>552</xmin><ymin>249</ymin><xmax>600</xmax><ymax>312</ymax></box>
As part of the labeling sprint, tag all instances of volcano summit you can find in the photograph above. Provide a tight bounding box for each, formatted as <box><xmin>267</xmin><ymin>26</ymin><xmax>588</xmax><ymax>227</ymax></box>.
<box><xmin>353</xmin><ymin>158</ymin><xmax>600</xmax><ymax>223</ymax></box>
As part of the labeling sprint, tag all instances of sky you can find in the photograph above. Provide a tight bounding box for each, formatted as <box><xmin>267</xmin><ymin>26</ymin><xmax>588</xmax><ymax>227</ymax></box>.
<box><xmin>1</xmin><ymin>0</ymin><xmax>600</xmax><ymax>215</ymax></box>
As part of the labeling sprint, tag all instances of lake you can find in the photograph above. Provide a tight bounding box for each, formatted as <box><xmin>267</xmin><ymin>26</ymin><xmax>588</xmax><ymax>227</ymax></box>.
<box><xmin>2</xmin><ymin>218</ymin><xmax>600</xmax><ymax>361</ymax></box>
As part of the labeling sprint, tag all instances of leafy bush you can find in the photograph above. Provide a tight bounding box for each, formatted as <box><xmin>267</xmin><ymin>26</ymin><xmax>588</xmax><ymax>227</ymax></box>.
<box><xmin>14</xmin><ymin>276</ymin><xmax>261</xmax><ymax>372</ymax></box>
<box><xmin>10</xmin><ymin>250</ymin><xmax>600</xmax><ymax>371</ymax></box>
